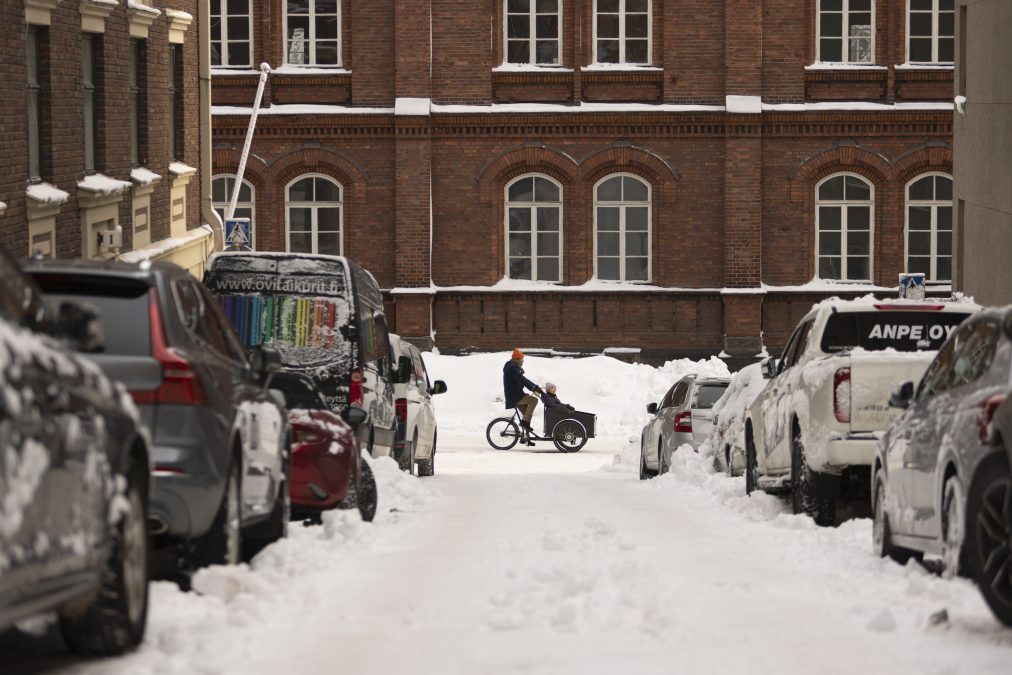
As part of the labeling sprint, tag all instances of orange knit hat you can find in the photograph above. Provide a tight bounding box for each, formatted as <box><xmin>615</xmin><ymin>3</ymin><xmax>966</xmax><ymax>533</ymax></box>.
<box><xmin>512</xmin><ymin>348</ymin><xmax>524</xmax><ymax>360</ymax></box>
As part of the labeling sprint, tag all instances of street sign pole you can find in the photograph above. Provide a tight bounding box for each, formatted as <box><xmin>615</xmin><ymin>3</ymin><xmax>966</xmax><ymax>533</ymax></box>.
<box><xmin>226</xmin><ymin>62</ymin><xmax>271</xmax><ymax>225</ymax></box>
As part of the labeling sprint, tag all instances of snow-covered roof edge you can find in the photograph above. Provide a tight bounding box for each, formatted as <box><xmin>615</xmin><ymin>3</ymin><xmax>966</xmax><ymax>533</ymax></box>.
<box><xmin>117</xmin><ymin>224</ymin><xmax>213</xmax><ymax>264</ymax></box>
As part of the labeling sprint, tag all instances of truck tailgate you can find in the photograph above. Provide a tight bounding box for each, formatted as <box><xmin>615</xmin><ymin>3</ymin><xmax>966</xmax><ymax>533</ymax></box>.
<box><xmin>848</xmin><ymin>352</ymin><xmax>934</xmax><ymax>432</ymax></box>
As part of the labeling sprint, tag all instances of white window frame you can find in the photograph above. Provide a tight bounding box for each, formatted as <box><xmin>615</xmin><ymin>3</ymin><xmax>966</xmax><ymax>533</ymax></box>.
<box><xmin>503</xmin><ymin>0</ymin><xmax>563</xmax><ymax>66</ymax></box>
<box><xmin>815</xmin><ymin>172</ymin><xmax>875</xmax><ymax>282</ymax></box>
<box><xmin>905</xmin><ymin>172</ymin><xmax>953</xmax><ymax>283</ymax></box>
<box><xmin>211</xmin><ymin>0</ymin><xmax>253</xmax><ymax>67</ymax></box>
<box><xmin>905</xmin><ymin>0</ymin><xmax>955</xmax><ymax>64</ymax></box>
<box><xmin>285</xmin><ymin>173</ymin><xmax>343</xmax><ymax>255</ymax></box>
<box><xmin>816</xmin><ymin>0</ymin><xmax>876</xmax><ymax>65</ymax></box>
<box><xmin>592</xmin><ymin>0</ymin><xmax>652</xmax><ymax>66</ymax></box>
<box><xmin>283</xmin><ymin>0</ymin><xmax>342</xmax><ymax>67</ymax></box>
<box><xmin>212</xmin><ymin>174</ymin><xmax>256</xmax><ymax>249</ymax></box>
<box><xmin>504</xmin><ymin>173</ymin><xmax>563</xmax><ymax>282</ymax></box>
<box><xmin>593</xmin><ymin>172</ymin><xmax>652</xmax><ymax>282</ymax></box>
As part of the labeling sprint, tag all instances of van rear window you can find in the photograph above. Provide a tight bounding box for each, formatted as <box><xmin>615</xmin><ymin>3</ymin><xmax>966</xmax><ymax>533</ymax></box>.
<box><xmin>821</xmin><ymin>311</ymin><xmax>972</xmax><ymax>353</ymax></box>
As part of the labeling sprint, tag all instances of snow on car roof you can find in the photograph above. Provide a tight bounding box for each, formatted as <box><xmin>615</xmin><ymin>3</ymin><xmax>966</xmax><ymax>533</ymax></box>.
<box><xmin>807</xmin><ymin>293</ymin><xmax>982</xmax><ymax>316</ymax></box>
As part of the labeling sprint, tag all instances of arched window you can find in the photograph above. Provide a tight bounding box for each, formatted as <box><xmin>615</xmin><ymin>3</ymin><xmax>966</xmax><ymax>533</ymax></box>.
<box><xmin>906</xmin><ymin>173</ymin><xmax>953</xmax><ymax>282</ymax></box>
<box><xmin>212</xmin><ymin>174</ymin><xmax>256</xmax><ymax>249</ymax></box>
<box><xmin>285</xmin><ymin>174</ymin><xmax>342</xmax><ymax>255</ymax></box>
<box><xmin>594</xmin><ymin>173</ymin><xmax>650</xmax><ymax>282</ymax></box>
<box><xmin>506</xmin><ymin>174</ymin><xmax>562</xmax><ymax>282</ymax></box>
<box><xmin>816</xmin><ymin>173</ymin><xmax>873</xmax><ymax>281</ymax></box>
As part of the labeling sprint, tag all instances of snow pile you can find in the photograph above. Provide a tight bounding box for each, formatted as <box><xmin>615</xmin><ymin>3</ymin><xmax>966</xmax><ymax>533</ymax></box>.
<box><xmin>422</xmin><ymin>351</ymin><xmax>730</xmax><ymax>438</ymax></box>
<box><xmin>710</xmin><ymin>362</ymin><xmax>766</xmax><ymax>471</ymax></box>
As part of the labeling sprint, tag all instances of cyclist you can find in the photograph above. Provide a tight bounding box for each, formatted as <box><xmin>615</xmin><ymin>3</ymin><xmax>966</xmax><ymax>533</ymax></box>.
<box><xmin>503</xmin><ymin>348</ymin><xmax>541</xmax><ymax>446</ymax></box>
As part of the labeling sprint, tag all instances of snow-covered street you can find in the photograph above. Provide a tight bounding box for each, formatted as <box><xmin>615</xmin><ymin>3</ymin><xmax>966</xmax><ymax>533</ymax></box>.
<box><xmin>6</xmin><ymin>428</ymin><xmax>1011</xmax><ymax>675</ymax></box>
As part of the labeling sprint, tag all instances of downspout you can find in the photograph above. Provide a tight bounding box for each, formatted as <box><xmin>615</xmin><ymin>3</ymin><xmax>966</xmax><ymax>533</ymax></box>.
<box><xmin>198</xmin><ymin>0</ymin><xmax>222</xmax><ymax>252</ymax></box>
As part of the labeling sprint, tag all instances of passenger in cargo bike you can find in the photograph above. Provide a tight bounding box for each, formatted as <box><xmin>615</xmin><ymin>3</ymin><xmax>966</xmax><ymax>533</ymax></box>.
<box><xmin>541</xmin><ymin>383</ymin><xmax>575</xmax><ymax>412</ymax></box>
<box><xmin>503</xmin><ymin>348</ymin><xmax>542</xmax><ymax>446</ymax></box>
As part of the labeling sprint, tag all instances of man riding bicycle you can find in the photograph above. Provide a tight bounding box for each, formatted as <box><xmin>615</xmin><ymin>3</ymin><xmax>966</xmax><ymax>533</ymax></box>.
<box><xmin>503</xmin><ymin>348</ymin><xmax>541</xmax><ymax>446</ymax></box>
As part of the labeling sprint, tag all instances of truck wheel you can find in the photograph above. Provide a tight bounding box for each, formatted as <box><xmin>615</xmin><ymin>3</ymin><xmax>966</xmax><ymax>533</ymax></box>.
<box><xmin>61</xmin><ymin>470</ymin><xmax>149</xmax><ymax>655</ymax></box>
<box><xmin>873</xmin><ymin>474</ymin><xmax>922</xmax><ymax>564</ymax></box>
<box><xmin>792</xmin><ymin>428</ymin><xmax>835</xmax><ymax>527</ymax></box>
<box><xmin>418</xmin><ymin>432</ymin><xmax>436</xmax><ymax>477</ymax></box>
<box><xmin>745</xmin><ymin>429</ymin><xmax>758</xmax><ymax>495</ymax></box>
<box><xmin>940</xmin><ymin>475</ymin><xmax>967</xmax><ymax>578</ymax></box>
<box><xmin>965</xmin><ymin>453</ymin><xmax>1012</xmax><ymax>627</ymax></box>
<box><xmin>339</xmin><ymin>459</ymin><xmax>378</xmax><ymax>522</ymax></box>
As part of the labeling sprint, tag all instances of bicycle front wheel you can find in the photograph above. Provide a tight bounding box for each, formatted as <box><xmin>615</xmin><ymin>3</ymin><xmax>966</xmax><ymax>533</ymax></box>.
<box><xmin>486</xmin><ymin>417</ymin><xmax>521</xmax><ymax>450</ymax></box>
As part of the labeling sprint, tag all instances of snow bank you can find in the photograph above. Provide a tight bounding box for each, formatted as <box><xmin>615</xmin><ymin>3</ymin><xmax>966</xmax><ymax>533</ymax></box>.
<box><xmin>422</xmin><ymin>351</ymin><xmax>730</xmax><ymax>438</ymax></box>
<box><xmin>710</xmin><ymin>362</ymin><xmax>766</xmax><ymax>471</ymax></box>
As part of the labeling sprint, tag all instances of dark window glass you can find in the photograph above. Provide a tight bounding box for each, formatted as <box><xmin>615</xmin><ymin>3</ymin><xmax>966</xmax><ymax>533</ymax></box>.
<box><xmin>36</xmin><ymin>279</ymin><xmax>151</xmax><ymax>356</ymax></box>
<box><xmin>270</xmin><ymin>374</ymin><xmax>326</xmax><ymax>410</ymax></box>
<box><xmin>27</xmin><ymin>27</ymin><xmax>45</xmax><ymax>180</ymax></box>
<box><xmin>821</xmin><ymin>311</ymin><xmax>972</xmax><ymax>353</ymax></box>
<box><xmin>169</xmin><ymin>44</ymin><xmax>182</xmax><ymax>161</ymax></box>
<box><xmin>129</xmin><ymin>39</ymin><xmax>146</xmax><ymax>166</ymax></box>
<box><xmin>694</xmin><ymin>383</ymin><xmax>729</xmax><ymax>410</ymax></box>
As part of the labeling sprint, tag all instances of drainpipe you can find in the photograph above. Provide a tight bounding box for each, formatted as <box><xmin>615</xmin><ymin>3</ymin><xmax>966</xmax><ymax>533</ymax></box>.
<box><xmin>198</xmin><ymin>0</ymin><xmax>222</xmax><ymax>252</ymax></box>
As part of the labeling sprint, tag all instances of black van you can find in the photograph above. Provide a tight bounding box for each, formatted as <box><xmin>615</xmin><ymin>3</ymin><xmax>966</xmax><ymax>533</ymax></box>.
<box><xmin>204</xmin><ymin>253</ymin><xmax>397</xmax><ymax>457</ymax></box>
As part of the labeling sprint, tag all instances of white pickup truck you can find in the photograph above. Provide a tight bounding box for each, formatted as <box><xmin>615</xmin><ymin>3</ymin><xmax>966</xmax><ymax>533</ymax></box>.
<box><xmin>744</xmin><ymin>297</ymin><xmax>980</xmax><ymax>525</ymax></box>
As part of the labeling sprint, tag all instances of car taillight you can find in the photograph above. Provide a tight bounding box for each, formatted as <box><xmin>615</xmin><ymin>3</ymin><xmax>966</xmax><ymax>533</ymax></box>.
<box><xmin>349</xmin><ymin>369</ymin><xmax>364</xmax><ymax>407</ymax></box>
<box><xmin>977</xmin><ymin>394</ymin><xmax>1007</xmax><ymax>444</ymax></box>
<box><xmin>674</xmin><ymin>411</ymin><xmax>692</xmax><ymax>433</ymax></box>
<box><xmin>293</xmin><ymin>427</ymin><xmax>326</xmax><ymax>445</ymax></box>
<box><xmin>833</xmin><ymin>367</ymin><xmax>851</xmax><ymax>423</ymax></box>
<box><xmin>395</xmin><ymin>398</ymin><xmax>407</xmax><ymax>423</ymax></box>
<box><xmin>130</xmin><ymin>289</ymin><xmax>206</xmax><ymax>406</ymax></box>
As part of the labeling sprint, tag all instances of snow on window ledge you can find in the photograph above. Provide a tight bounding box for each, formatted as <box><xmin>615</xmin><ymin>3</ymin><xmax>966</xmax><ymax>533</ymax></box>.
<box><xmin>130</xmin><ymin>167</ymin><xmax>161</xmax><ymax>185</ymax></box>
<box><xmin>26</xmin><ymin>182</ymin><xmax>70</xmax><ymax>206</ymax></box>
<box><xmin>894</xmin><ymin>63</ymin><xmax>954</xmax><ymax>70</ymax></box>
<box><xmin>581</xmin><ymin>63</ymin><xmax>663</xmax><ymax>72</ymax></box>
<box><xmin>211</xmin><ymin>67</ymin><xmax>262</xmax><ymax>77</ymax></box>
<box><xmin>77</xmin><ymin>173</ymin><xmax>131</xmax><ymax>196</ymax></box>
<box><xmin>168</xmin><ymin>162</ymin><xmax>197</xmax><ymax>177</ymax></box>
<box><xmin>805</xmin><ymin>63</ymin><xmax>888</xmax><ymax>71</ymax></box>
<box><xmin>492</xmin><ymin>63</ymin><xmax>574</xmax><ymax>73</ymax></box>
<box><xmin>271</xmin><ymin>65</ymin><xmax>352</xmax><ymax>76</ymax></box>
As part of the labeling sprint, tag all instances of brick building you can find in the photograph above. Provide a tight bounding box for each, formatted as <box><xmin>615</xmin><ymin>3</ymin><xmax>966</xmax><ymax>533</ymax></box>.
<box><xmin>0</xmin><ymin>0</ymin><xmax>218</xmax><ymax>275</ymax></box>
<box><xmin>210</xmin><ymin>0</ymin><xmax>956</xmax><ymax>359</ymax></box>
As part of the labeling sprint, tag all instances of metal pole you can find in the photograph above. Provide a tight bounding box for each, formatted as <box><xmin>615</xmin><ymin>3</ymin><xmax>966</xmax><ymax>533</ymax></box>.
<box><xmin>226</xmin><ymin>62</ymin><xmax>271</xmax><ymax>221</ymax></box>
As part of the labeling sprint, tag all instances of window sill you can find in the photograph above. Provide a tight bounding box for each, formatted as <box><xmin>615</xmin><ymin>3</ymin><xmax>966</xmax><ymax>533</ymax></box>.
<box><xmin>581</xmin><ymin>64</ymin><xmax>663</xmax><ymax>72</ymax></box>
<box><xmin>211</xmin><ymin>67</ymin><xmax>261</xmax><ymax>77</ymax></box>
<box><xmin>805</xmin><ymin>63</ymin><xmax>887</xmax><ymax>71</ymax></box>
<box><xmin>493</xmin><ymin>64</ymin><xmax>573</xmax><ymax>73</ymax></box>
<box><xmin>894</xmin><ymin>63</ymin><xmax>954</xmax><ymax>70</ymax></box>
<box><xmin>273</xmin><ymin>65</ymin><xmax>352</xmax><ymax>76</ymax></box>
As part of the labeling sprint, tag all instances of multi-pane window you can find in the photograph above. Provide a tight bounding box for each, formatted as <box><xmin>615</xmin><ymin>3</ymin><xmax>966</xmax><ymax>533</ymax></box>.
<box><xmin>169</xmin><ymin>45</ymin><xmax>182</xmax><ymax>161</ymax></box>
<box><xmin>213</xmin><ymin>175</ymin><xmax>256</xmax><ymax>248</ymax></box>
<box><xmin>595</xmin><ymin>174</ymin><xmax>650</xmax><ymax>282</ymax></box>
<box><xmin>908</xmin><ymin>0</ymin><xmax>954</xmax><ymax>63</ymax></box>
<box><xmin>907</xmin><ymin>174</ymin><xmax>953</xmax><ymax>282</ymax></box>
<box><xmin>286</xmin><ymin>175</ymin><xmax>342</xmax><ymax>255</ymax></box>
<box><xmin>129</xmin><ymin>39</ymin><xmax>146</xmax><ymax>166</ymax></box>
<box><xmin>595</xmin><ymin>0</ymin><xmax>650</xmax><ymax>64</ymax></box>
<box><xmin>816</xmin><ymin>174</ymin><xmax>873</xmax><ymax>281</ymax></box>
<box><xmin>285</xmin><ymin>0</ymin><xmax>340</xmax><ymax>66</ymax></box>
<box><xmin>818</xmin><ymin>0</ymin><xmax>874</xmax><ymax>64</ymax></box>
<box><xmin>27</xmin><ymin>26</ymin><xmax>45</xmax><ymax>180</ymax></box>
<box><xmin>505</xmin><ymin>0</ymin><xmax>561</xmax><ymax>66</ymax></box>
<box><xmin>83</xmin><ymin>34</ymin><xmax>101</xmax><ymax>173</ymax></box>
<box><xmin>506</xmin><ymin>175</ymin><xmax>562</xmax><ymax>282</ymax></box>
<box><xmin>211</xmin><ymin>0</ymin><xmax>252</xmax><ymax>67</ymax></box>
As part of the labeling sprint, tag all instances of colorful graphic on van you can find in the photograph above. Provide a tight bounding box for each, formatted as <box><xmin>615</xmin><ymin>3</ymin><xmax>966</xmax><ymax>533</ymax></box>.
<box><xmin>216</xmin><ymin>294</ymin><xmax>352</xmax><ymax>367</ymax></box>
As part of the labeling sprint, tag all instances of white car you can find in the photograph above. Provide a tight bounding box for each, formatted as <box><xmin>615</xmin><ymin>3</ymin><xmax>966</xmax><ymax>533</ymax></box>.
<box><xmin>710</xmin><ymin>362</ymin><xmax>766</xmax><ymax>477</ymax></box>
<box><xmin>745</xmin><ymin>297</ymin><xmax>980</xmax><ymax>525</ymax></box>
<box><xmin>390</xmin><ymin>334</ymin><xmax>447</xmax><ymax>477</ymax></box>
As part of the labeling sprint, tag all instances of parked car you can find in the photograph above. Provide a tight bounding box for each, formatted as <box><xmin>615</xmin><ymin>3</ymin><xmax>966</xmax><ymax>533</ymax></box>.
<box><xmin>203</xmin><ymin>253</ymin><xmax>398</xmax><ymax>460</ymax></box>
<box><xmin>389</xmin><ymin>334</ymin><xmax>447</xmax><ymax>477</ymax></box>
<box><xmin>0</xmin><ymin>245</ymin><xmax>151</xmax><ymax>654</ymax></box>
<box><xmin>266</xmin><ymin>370</ymin><xmax>377</xmax><ymax>522</ymax></box>
<box><xmin>745</xmin><ymin>297</ymin><xmax>980</xmax><ymax>526</ymax></box>
<box><xmin>26</xmin><ymin>259</ymin><xmax>290</xmax><ymax>574</ymax></box>
<box><xmin>875</xmin><ymin>307</ymin><xmax>1012</xmax><ymax>627</ymax></box>
<box><xmin>711</xmin><ymin>362</ymin><xmax>765</xmax><ymax>476</ymax></box>
<box><xmin>640</xmin><ymin>375</ymin><xmax>730</xmax><ymax>479</ymax></box>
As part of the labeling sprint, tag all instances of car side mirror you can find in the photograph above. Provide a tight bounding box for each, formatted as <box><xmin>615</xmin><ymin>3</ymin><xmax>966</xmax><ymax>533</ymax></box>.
<box><xmin>396</xmin><ymin>355</ymin><xmax>413</xmax><ymax>384</ymax></box>
<box><xmin>646</xmin><ymin>402</ymin><xmax>658</xmax><ymax>415</ymax></box>
<box><xmin>342</xmin><ymin>406</ymin><xmax>369</xmax><ymax>427</ymax></box>
<box><xmin>268</xmin><ymin>388</ymin><xmax>287</xmax><ymax>409</ymax></box>
<box><xmin>57</xmin><ymin>300</ymin><xmax>104</xmax><ymax>353</ymax></box>
<box><xmin>430</xmin><ymin>380</ymin><xmax>447</xmax><ymax>395</ymax></box>
<box><xmin>760</xmin><ymin>357</ymin><xmax>778</xmax><ymax>379</ymax></box>
<box><xmin>889</xmin><ymin>381</ymin><xmax>914</xmax><ymax>409</ymax></box>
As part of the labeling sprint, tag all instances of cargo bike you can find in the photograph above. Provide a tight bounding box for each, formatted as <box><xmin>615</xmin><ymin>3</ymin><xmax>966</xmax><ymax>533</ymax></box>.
<box><xmin>485</xmin><ymin>401</ymin><xmax>597</xmax><ymax>453</ymax></box>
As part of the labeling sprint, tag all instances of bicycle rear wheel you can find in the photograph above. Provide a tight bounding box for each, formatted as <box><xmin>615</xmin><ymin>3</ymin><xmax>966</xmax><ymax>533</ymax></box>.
<box><xmin>486</xmin><ymin>417</ymin><xmax>521</xmax><ymax>450</ymax></box>
<box><xmin>552</xmin><ymin>419</ymin><xmax>588</xmax><ymax>453</ymax></box>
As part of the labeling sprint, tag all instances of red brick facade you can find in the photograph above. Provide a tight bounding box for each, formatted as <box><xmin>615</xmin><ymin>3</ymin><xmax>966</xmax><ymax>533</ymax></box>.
<box><xmin>0</xmin><ymin>0</ymin><xmax>209</xmax><ymax>271</ymax></box>
<box><xmin>211</xmin><ymin>0</ymin><xmax>955</xmax><ymax>360</ymax></box>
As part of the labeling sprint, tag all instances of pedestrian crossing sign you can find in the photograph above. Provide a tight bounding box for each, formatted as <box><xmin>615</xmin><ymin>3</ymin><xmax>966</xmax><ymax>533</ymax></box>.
<box><xmin>225</xmin><ymin>218</ymin><xmax>252</xmax><ymax>251</ymax></box>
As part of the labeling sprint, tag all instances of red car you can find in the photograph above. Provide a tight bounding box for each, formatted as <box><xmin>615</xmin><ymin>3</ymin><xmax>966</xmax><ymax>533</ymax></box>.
<box><xmin>267</xmin><ymin>372</ymin><xmax>377</xmax><ymax>522</ymax></box>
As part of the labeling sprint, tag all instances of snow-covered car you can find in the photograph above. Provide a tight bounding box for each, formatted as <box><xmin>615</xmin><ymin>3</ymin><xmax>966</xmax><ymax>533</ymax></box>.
<box><xmin>389</xmin><ymin>334</ymin><xmax>447</xmax><ymax>477</ymax></box>
<box><xmin>875</xmin><ymin>307</ymin><xmax>1012</xmax><ymax>627</ymax></box>
<box><xmin>0</xmin><ymin>246</ymin><xmax>151</xmax><ymax>654</ymax></box>
<box><xmin>710</xmin><ymin>362</ymin><xmax>766</xmax><ymax>476</ymax></box>
<box><xmin>28</xmin><ymin>259</ymin><xmax>291</xmax><ymax>572</ymax></box>
<box><xmin>266</xmin><ymin>371</ymin><xmax>377</xmax><ymax>522</ymax></box>
<box><xmin>745</xmin><ymin>296</ymin><xmax>980</xmax><ymax>526</ymax></box>
<box><xmin>640</xmin><ymin>375</ymin><xmax>729</xmax><ymax>479</ymax></box>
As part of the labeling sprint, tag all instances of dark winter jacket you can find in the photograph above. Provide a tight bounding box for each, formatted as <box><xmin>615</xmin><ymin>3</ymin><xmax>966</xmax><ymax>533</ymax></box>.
<box><xmin>503</xmin><ymin>359</ymin><xmax>537</xmax><ymax>409</ymax></box>
<box><xmin>541</xmin><ymin>392</ymin><xmax>575</xmax><ymax>412</ymax></box>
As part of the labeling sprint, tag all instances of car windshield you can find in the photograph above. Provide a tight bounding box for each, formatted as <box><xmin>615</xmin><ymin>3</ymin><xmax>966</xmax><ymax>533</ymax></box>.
<box><xmin>694</xmin><ymin>383</ymin><xmax>729</xmax><ymax>409</ymax></box>
<box><xmin>33</xmin><ymin>275</ymin><xmax>151</xmax><ymax>356</ymax></box>
<box><xmin>820</xmin><ymin>310</ymin><xmax>972</xmax><ymax>353</ymax></box>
